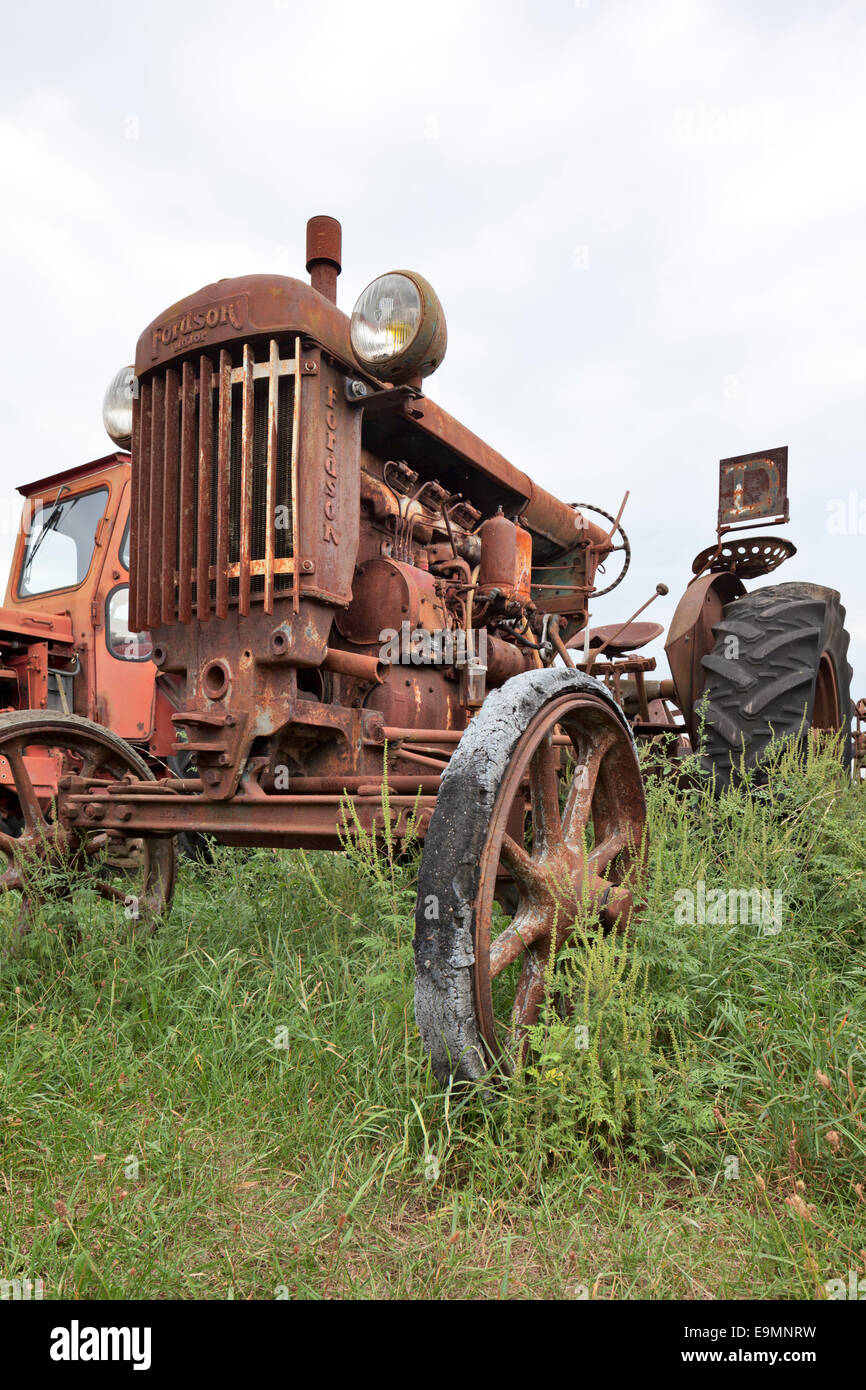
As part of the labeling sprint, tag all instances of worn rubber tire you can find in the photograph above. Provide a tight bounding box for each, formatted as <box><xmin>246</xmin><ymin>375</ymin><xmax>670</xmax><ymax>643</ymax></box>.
<box><xmin>698</xmin><ymin>582</ymin><xmax>852</xmax><ymax>790</ymax></box>
<box><xmin>0</xmin><ymin>708</ymin><xmax>155</xmax><ymax>760</ymax></box>
<box><xmin>413</xmin><ymin>667</ymin><xmax>639</xmax><ymax>1085</ymax></box>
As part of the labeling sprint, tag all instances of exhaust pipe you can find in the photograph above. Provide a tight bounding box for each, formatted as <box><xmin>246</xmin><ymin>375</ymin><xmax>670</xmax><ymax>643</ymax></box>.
<box><xmin>306</xmin><ymin>215</ymin><xmax>342</xmax><ymax>304</ymax></box>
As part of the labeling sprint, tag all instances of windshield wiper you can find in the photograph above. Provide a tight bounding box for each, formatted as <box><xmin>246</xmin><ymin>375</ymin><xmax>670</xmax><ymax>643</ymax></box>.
<box><xmin>21</xmin><ymin>485</ymin><xmax>71</xmax><ymax>584</ymax></box>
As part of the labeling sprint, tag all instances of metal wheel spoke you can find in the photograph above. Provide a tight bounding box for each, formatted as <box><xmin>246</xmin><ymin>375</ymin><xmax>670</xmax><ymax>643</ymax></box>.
<box><xmin>561</xmin><ymin>727</ymin><xmax>616</xmax><ymax>845</ymax></box>
<box><xmin>6</xmin><ymin>747</ymin><xmax>48</xmax><ymax>833</ymax></box>
<box><xmin>586</xmin><ymin>828</ymin><xmax>628</xmax><ymax>874</ymax></box>
<box><xmin>510</xmin><ymin>945</ymin><xmax>549</xmax><ymax>1035</ymax></box>
<box><xmin>0</xmin><ymin>865</ymin><xmax>23</xmax><ymax>892</ymax></box>
<box><xmin>79</xmin><ymin>833</ymin><xmax>110</xmax><ymax>858</ymax></box>
<box><xmin>529</xmin><ymin>734</ymin><xmax>563</xmax><ymax>849</ymax></box>
<box><xmin>79</xmin><ymin>750</ymin><xmax>103</xmax><ymax>780</ymax></box>
<box><xmin>489</xmin><ymin>906</ymin><xmax>548</xmax><ymax>977</ymax></box>
<box><xmin>0</xmin><ymin>831</ymin><xmax>19</xmax><ymax>860</ymax></box>
<box><xmin>92</xmin><ymin>880</ymin><xmax>130</xmax><ymax>905</ymax></box>
<box><xmin>499</xmin><ymin>832</ymin><xmax>544</xmax><ymax>893</ymax></box>
<box><xmin>599</xmin><ymin>883</ymin><xmax>634</xmax><ymax>930</ymax></box>
<box><xmin>575</xmin><ymin>865</ymin><xmax>616</xmax><ymax>911</ymax></box>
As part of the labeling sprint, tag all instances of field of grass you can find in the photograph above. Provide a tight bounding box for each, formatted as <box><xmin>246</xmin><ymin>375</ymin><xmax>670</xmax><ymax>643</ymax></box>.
<box><xmin>1</xmin><ymin>741</ymin><xmax>864</xmax><ymax>1300</ymax></box>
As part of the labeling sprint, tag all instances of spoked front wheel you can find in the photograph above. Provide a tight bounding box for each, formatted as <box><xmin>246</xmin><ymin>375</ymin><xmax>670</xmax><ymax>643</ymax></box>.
<box><xmin>414</xmin><ymin>668</ymin><xmax>647</xmax><ymax>1084</ymax></box>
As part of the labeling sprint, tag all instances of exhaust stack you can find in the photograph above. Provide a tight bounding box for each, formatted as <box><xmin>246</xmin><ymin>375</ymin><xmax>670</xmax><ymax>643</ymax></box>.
<box><xmin>306</xmin><ymin>215</ymin><xmax>342</xmax><ymax>303</ymax></box>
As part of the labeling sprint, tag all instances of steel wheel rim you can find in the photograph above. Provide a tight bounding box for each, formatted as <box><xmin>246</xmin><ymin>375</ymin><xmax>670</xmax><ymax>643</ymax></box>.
<box><xmin>473</xmin><ymin>693</ymin><xmax>645</xmax><ymax>1067</ymax></box>
<box><xmin>813</xmin><ymin>652</ymin><xmax>841</xmax><ymax>733</ymax></box>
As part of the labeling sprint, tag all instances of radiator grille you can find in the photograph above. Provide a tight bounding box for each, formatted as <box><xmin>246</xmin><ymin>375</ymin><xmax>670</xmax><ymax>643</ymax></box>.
<box><xmin>130</xmin><ymin>337</ymin><xmax>300</xmax><ymax>629</ymax></box>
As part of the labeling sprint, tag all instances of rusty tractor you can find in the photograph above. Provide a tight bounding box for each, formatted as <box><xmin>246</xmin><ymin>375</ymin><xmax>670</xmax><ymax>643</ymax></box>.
<box><xmin>0</xmin><ymin>215</ymin><xmax>854</xmax><ymax>1084</ymax></box>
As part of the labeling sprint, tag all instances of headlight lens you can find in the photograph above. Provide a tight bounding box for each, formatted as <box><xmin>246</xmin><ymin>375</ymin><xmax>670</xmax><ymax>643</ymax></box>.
<box><xmin>351</xmin><ymin>273</ymin><xmax>422</xmax><ymax>365</ymax></box>
<box><xmin>350</xmin><ymin>271</ymin><xmax>446</xmax><ymax>384</ymax></box>
<box><xmin>103</xmin><ymin>365</ymin><xmax>135</xmax><ymax>450</ymax></box>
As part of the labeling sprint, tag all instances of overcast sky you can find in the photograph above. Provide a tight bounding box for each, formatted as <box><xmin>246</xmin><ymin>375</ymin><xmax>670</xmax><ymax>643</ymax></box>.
<box><xmin>1</xmin><ymin>0</ymin><xmax>864</xmax><ymax>699</ymax></box>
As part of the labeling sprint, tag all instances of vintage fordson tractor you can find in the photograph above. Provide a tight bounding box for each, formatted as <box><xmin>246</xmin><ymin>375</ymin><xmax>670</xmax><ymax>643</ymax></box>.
<box><xmin>0</xmin><ymin>216</ymin><xmax>854</xmax><ymax>1084</ymax></box>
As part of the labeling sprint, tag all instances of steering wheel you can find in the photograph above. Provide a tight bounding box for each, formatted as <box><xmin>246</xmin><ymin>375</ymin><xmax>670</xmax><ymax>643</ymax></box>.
<box><xmin>571</xmin><ymin>502</ymin><xmax>631</xmax><ymax>597</ymax></box>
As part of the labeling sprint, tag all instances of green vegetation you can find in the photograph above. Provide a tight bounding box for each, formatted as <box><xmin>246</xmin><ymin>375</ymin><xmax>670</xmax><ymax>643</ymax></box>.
<box><xmin>1</xmin><ymin>741</ymin><xmax>864</xmax><ymax>1299</ymax></box>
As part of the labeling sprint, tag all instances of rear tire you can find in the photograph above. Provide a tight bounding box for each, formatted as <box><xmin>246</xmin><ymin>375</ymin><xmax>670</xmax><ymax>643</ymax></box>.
<box><xmin>698</xmin><ymin>582</ymin><xmax>852</xmax><ymax>789</ymax></box>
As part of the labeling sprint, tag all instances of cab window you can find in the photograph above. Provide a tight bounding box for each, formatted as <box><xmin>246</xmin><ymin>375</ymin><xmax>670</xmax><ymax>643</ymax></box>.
<box><xmin>18</xmin><ymin>486</ymin><xmax>109</xmax><ymax>598</ymax></box>
<box><xmin>119</xmin><ymin>517</ymin><xmax>130</xmax><ymax>571</ymax></box>
<box><xmin>106</xmin><ymin>586</ymin><xmax>153</xmax><ymax>662</ymax></box>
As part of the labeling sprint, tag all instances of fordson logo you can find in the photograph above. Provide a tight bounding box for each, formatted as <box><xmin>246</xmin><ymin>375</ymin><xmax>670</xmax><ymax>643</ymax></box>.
<box><xmin>151</xmin><ymin>295</ymin><xmax>246</xmax><ymax>358</ymax></box>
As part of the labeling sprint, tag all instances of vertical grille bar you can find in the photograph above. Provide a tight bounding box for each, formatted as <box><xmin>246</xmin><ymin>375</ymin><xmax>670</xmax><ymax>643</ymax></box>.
<box><xmin>177</xmin><ymin>360</ymin><xmax>196</xmax><ymax>625</ymax></box>
<box><xmin>238</xmin><ymin>343</ymin><xmax>254</xmax><ymax>616</ymax></box>
<box><xmin>215</xmin><ymin>349</ymin><xmax>232</xmax><ymax>619</ymax></box>
<box><xmin>291</xmin><ymin>335</ymin><xmax>302</xmax><ymax>613</ymax></box>
<box><xmin>130</xmin><ymin>378</ymin><xmax>150</xmax><ymax>633</ymax></box>
<box><xmin>196</xmin><ymin>355</ymin><xmax>214</xmax><ymax>621</ymax></box>
<box><xmin>161</xmin><ymin>367</ymin><xmax>179</xmax><ymax>626</ymax></box>
<box><xmin>147</xmin><ymin>375</ymin><xmax>165</xmax><ymax>628</ymax></box>
<box><xmin>264</xmin><ymin>338</ymin><xmax>279</xmax><ymax>615</ymax></box>
<box><xmin>137</xmin><ymin>339</ymin><xmax>297</xmax><ymax>625</ymax></box>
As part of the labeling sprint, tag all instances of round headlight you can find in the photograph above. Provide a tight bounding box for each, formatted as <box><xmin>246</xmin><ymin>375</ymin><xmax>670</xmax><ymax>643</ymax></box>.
<box><xmin>103</xmin><ymin>365</ymin><xmax>136</xmax><ymax>450</ymax></box>
<box><xmin>350</xmin><ymin>271</ymin><xmax>447</xmax><ymax>384</ymax></box>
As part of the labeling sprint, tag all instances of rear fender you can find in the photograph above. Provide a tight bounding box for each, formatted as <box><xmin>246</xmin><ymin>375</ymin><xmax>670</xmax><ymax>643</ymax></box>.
<box><xmin>665</xmin><ymin>572</ymin><xmax>746</xmax><ymax>746</ymax></box>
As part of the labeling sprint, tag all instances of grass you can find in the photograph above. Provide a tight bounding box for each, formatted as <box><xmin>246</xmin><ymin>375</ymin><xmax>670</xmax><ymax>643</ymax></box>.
<box><xmin>0</xmin><ymin>739</ymin><xmax>864</xmax><ymax>1300</ymax></box>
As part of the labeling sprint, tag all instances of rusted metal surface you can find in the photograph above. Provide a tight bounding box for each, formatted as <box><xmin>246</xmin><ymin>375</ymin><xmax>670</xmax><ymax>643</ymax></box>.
<box><xmin>665</xmin><ymin>570</ymin><xmax>746</xmax><ymax>747</ymax></box>
<box><xmin>471</xmin><ymin>690</ymin><xmax>646</xmax><ymax>1062</ymax></box>
<box><xmin>477</xmin><ymin>513</ymin><xmax>532</xmax><ymax>604</ymax></box>
<box><xmin>8</xmin><ymin>214</ymin><xmax>855</xmax><ymax>926</ymax></box>
<box><xmin>57</xmin><ymin>780</ymin><xmax>438</xmax><ymax>850</ymax></box>
<box><xmin>691</xmin><ymin>535</ymin><xmax>797</xmax><ymax>579</ymax></box>
<box><xmin>855</xmin><ymin>699</ymin><xmax>866</xmax><ymax>780</ymax></box>
<box><xmin>568</xmin><ymin>620</ymin><xmax>664</xmax><ymax>655</ymax></box>
<box><xmin>178</xmin><ymin>360</ymin><xmax>196</xmax><ymax>624</ymax></box>
<box><xmin>397</xmin><ymin>396</ymin><xmax>613</xmax><ymax>558</ymax></box>
<box><xmin>306</xmin><ymin>215</ymin><xmax>342</xmax><ymax>305</ymax></box>
<box><xmin>336</xmin><ymin>557</ymin><xmax>447</xmax><ymax>645</ymax></box>
<box><xmin>196</xmin><ymin>355</ymin><xmax>214</xmax><ymax>622</ymax></box>
<box><xmin>320</xmin><ymin>647</ymin><xmax>386</xmax><ymax>683</ymax></box>
<box><xmin>97</xmin><ymin>213</ymin><xmax>700</xmax><ymax>860</ymax></box>
<box><xmin>136</xmin><ymin>274</ymin><xmax>354</xmax><ymax>379</ymax></box>
<box><xmin>718</xmin><ymin>446</ymin><xmax>789</xmax><ymax>531</ymax></box>
<box><xmin>132</xmin><ymin>337</ymin><xmax>311</xmax><ymax>633</ymax></box>
<box><xmin>20</xmin><ymin>214</ymin><xmax>851</xmax><ymax>956</ymax></box>
<box><xmin>484</xmin><ymin>635</ymin><xmax>531</xmax><ymax>685</ymax></box>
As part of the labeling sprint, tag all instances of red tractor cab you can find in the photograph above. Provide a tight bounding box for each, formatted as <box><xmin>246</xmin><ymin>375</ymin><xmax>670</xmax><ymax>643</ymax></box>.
<box><xmin>0</xmin><ymin>453</ymin><xmax>176</xmax><ymax>820</ymax></box>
